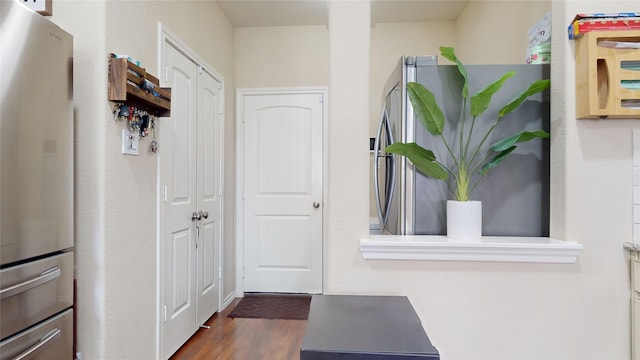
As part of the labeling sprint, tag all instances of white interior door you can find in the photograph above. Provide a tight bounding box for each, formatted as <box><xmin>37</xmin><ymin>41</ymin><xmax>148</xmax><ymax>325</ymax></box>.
<box><xmin>161</xmin><ymin>42</ymin><xmax>223</xmax><ymax>358</ymax></box>
<box><xmin>196</xmin><ymin>69</ymin><xmax>222</xmax><ymax>326</ymax></box>
<box><xmin>162</xmin><ymin>44</ymin><xmax>198</xmax><ymax>358</ymax></box>
<box><xmin>241</xmin><ymin>91</ymin><xmax>324</xmax><ymax>294</ymax></box>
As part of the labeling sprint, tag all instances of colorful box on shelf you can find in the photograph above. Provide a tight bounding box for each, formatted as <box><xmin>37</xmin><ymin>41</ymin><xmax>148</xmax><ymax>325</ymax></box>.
<box><xmin>113</xmin><ymin>54</ymin><xmax>141</xmax><ymax>67</ymax></box>
<box><xmin>569</xmin><ymin>12</ymin><xmax>640</xmax><ymax>39</ymax></box>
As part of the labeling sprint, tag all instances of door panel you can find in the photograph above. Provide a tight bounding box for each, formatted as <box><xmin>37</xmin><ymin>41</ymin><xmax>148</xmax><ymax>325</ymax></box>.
<box><xmin>257</xmin><ymin>215</ymin><xmax>312</xmax><ymax>268</ymax></box>
<box><xmin>243</xmin><ymin>92</ymin><xmax>323</xmax><ymax>294</ymax></box>
<box><xmin>170</xmin><ymin>230</ymin><xmax>191</xmax><ymax>315</ymax></box>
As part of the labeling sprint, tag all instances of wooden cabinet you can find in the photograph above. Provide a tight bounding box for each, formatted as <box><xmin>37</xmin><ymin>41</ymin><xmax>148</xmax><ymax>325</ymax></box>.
<box><xmin>108</xmin><ymin>54</ymin><xmax>171</xmax><ymax>117</ymax></box>
<box><xmin>576</xmin><ymin>30</ymin><xmax>640</xmax><ymax>119</ymax></box>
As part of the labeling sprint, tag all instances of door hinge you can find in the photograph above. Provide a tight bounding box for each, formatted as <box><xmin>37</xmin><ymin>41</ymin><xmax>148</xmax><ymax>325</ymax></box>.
<box><xmin>319</xmin><ymin>95</ymin><xmax>323</xmax><ymax>103</ymax></box>
<box><xmin>163</xmin><ymin>305</ymin><xmax>167</xmax><ymax>322</ymax></box>
<box><xmin>164</xmin><ymin>185</ymin><xmax>168</xmax><ymax>202</ymax></box>
<box><xmin>198</xmin><ymin>65</ymin><xmax>204</xmax><ymax>75</ymax></box>
<box><xmin>164</xmin><ymin>67</ymin><xmax>168</xmax><ymax>83</ymax></box>
<box><xmin>219</xmin><ymin>184</ymin><xmax>223</xmax><ymax>197</ymax></box>
<box><xmin>218</xmin><ymin>266</ymin><xmax>222</xmax><ymax>280</ymax></box>
<box><xmin>217</xmin><ymin>82</ymin><xmax>222</xmax><ymax>90</ymax></box>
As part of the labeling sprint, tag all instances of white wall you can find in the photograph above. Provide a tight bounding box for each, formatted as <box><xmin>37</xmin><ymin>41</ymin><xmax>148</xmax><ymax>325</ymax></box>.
<box><xmin>328</xmin><ymin>1</ymin><xmax>633</xmax><ymax>359</ymax></box>
<box><xmin>49</xmin><ymin>2</ymin><xmax>108</xmax><ymax>358</ymax></box>
<box><xmin>50</xmin><ymin>1</ymin><xmax>235</xmax><ymax>358</ymax></box>
<box><xmin>235</xmin><ymin>25</ymin><xmax>328</xmax><ymax>88</ymax></box>
<box><xmin>455</xmin><ymin>1</ymin><xmax>551</xmax><ymax>64</ymax></box>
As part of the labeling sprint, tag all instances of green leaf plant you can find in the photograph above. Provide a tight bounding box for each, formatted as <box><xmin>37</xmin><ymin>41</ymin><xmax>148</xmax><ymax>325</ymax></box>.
<box><xmin>385</xmin><ymin>46</ymin><xmax>550</xmax><ymax>202</ymax></box>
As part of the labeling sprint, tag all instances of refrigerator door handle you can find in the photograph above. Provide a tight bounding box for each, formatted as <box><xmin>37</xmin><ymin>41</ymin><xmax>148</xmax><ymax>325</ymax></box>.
<box><xmin>373</xmin><ymin>106</ymin><xmax>395</xmax><ymax>230</ymax></box>
<box><xmin>0</xmin><ymin>267</ymin><xmax>61</xmax><ymax>300</ymax></box>
<box><xmin>373</xmin><ymin>107</ymin><xmax>386</xmax><ymax>228</ymax></box>
<box><xmin>384</xmin><ymin>110</ymin><xmax>396</xmax><ymax>229</ymax></box>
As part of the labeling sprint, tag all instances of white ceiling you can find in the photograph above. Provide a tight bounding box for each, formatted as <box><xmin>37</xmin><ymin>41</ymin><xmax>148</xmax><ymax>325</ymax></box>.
<box><xmin>216</xmin><ymin>0</ymin><xmax>470</xmax><ymax>28</ymax></box>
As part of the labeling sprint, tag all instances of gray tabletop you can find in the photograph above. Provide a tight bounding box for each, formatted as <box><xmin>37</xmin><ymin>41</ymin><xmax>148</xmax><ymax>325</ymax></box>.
<box><xmin>300</xmin><ymin>295</ymin><xmax>439</xmax><ymax>359</ymax></box>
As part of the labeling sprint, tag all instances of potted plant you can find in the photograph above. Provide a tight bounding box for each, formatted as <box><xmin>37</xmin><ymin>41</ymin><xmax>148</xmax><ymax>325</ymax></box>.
<box><xmin>385</xmin><ymin>46</ymin><xmax>550</xmax><ymax>241</ymax></box>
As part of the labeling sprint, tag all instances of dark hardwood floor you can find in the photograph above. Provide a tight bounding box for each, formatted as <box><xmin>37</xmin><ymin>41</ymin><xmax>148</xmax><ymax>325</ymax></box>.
<box><xmin>170</xmin><ymin>298</ymin><xmax>308</xmax><ymax>360</ymax></box>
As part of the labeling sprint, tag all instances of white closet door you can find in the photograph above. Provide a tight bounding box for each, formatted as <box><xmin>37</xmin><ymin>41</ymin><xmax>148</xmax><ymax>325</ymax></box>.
<box><xmin>161</xmin><ymin>43</ymin><xmax>224</xmax><ymax>359</ymax></box>
<box><xmin>162</xmin><ymin>43</ymin><xmax>198</xmax><ymax>358</ymax></box>
<box><xmin>196</xmin><ymin>69</ymin><xmax>222</xmax><ymax>326</ymax></box>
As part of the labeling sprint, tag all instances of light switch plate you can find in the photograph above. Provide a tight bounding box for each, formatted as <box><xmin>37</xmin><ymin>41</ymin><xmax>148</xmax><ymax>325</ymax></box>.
<box><xmin>122</xmin><ymin>129</ymin><xmax>139</xmax><ymax>156</ymax></box>
<box><xmin>22</xmin><ymin>0</ymin><xmax>53</xmax><ymax>16</ymax></box>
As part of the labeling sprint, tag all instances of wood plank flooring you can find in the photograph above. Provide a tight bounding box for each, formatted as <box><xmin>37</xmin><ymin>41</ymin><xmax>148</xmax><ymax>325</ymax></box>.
<box><xmin>170</xmin><ymin>299</ymin><xmax>307</xmax><ymax>360</ymax></box>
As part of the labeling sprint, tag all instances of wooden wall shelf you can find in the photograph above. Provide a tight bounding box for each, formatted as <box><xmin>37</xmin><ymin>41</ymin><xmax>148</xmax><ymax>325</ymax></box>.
<box><xmin>576</xmin><ymin>30</ymin><xmax>640</xmax><ymax>119</ymax></box>
<box><xmin>108</xmin><ymin>54</ymin><xmax>171</xmax><ymax>117</ymax></box>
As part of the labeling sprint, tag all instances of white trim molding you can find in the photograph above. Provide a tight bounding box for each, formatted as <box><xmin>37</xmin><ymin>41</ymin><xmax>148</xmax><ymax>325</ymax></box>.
<box><xmin>360</xmin><ymin>235</ymin><xmax>583</xmax><ymax>263</ymax></box>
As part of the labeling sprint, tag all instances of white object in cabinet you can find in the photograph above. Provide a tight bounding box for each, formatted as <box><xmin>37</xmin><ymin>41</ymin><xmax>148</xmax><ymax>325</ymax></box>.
<box><xmin>632</xmin><ymin>256</ymin><xmax>640</xmax><ymax>360</ymax></box>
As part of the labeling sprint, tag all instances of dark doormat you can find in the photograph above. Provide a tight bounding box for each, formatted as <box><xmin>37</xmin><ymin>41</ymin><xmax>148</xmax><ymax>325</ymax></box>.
<box><xmin>228</xmin><ymin>294</ymin><xmax>312</xmax><ymax>320</ymax></box>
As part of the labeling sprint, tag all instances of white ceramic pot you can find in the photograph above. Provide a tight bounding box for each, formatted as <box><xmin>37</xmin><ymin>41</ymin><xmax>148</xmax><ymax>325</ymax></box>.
<box><xmin>446</xmin><ymin>200</ymin><xmax>482</xmax><ymax>242</ymax></box>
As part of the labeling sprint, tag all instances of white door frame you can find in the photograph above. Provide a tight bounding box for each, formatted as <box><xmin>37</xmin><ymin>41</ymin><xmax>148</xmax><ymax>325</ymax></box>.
<box><xmin>157</xmin><ymin>22</ymin><xmax>225</xmax><ymax>359</ymax></box>
<box><xmin>235</xmin><ymin>87</ymin><xmax>328</xmax><ymax>296</ymax></box>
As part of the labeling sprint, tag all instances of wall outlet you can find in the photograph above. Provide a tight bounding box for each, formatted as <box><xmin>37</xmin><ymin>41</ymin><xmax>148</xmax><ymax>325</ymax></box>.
<box><xmin>22</xmin><ymin>0</ymin><xmax>53</xmax><ymax>16</ymax></box>
<box><xmin>122</xmin><ymin>129</ymin><xmax>139</xmax><ymax>156</ymax></box>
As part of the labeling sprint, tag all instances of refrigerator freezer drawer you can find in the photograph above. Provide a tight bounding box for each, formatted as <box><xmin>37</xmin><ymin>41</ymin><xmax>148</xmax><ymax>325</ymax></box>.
<box><xmin>0</xmin><ymin>252</ymin><xmax>73</xmax><ymax>340</ymax></box>
<box><xmin>0</xmin><ymin>308</ymin><xmax>73</xmax><ymax>360</ymax></box>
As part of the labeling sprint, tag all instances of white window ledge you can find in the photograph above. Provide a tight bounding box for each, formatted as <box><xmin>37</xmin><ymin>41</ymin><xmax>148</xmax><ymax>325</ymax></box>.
<box><xmin>360</xmin><ymin>235</ymin><xmax>583</xmax><ymax>263</ymax></box>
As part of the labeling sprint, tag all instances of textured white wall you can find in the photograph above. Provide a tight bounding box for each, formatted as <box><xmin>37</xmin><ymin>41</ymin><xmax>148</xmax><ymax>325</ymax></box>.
<box><xmin>49</xmin><ymin>2</ymin><xmax>108</xmax><ymax>358</ymax></box>
<box><xmin>235</xmin><ymin>25</ymin><xmax>328</xmax><ymax>88</ymax></box>
<box><xmin>326</xmin><ymin>0</ymin><xmax>371</xmax><ymax>292</ymax></box>
<box><xmin>455</xmin><ymin>1</ymin><xmax>551</xmax><ymax>64</ymax></box>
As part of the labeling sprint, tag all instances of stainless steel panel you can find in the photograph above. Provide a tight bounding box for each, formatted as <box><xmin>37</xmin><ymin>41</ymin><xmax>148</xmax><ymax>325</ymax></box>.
<box><xmin>0</xmin><ymin>252</ymin><xmax>73</xmax><ymax>340</ymax></box>
<box><xmin>0</xmin><ymin>0</ymin><xmax>74</xmax><ymax>266</ymax></box>
<box><xmin>0</xmin><ymin>309</ymin><xmax>73</xmax><ymax>360</ymax></box>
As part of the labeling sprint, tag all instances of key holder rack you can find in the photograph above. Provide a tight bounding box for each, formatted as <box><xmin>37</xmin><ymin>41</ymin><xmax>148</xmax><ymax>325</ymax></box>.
<box><xmin>108</xmin><ymin>53</ymin><xmax>171</xmax><ymax>117</ymax></box>
<box><xmin>113</xmin><ymin>103</ymin><xmax>159</xmax><ymax>154</ymax></box>
<box><xmin>108</xmin><ymin>54</ymin><xmax>166</xmax><ymax>154</ymax></box>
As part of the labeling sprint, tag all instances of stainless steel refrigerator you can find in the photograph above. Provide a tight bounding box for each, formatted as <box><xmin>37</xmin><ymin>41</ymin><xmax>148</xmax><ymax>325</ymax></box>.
<box><xmin>0</xmin><ymin>1</ymin><xmax>74</xmax><ymax>358</ymax></box>
<box><xmin>374</xmin><ymin>56</ymin><xmax>550</xmax><ymax>236</ymax></box>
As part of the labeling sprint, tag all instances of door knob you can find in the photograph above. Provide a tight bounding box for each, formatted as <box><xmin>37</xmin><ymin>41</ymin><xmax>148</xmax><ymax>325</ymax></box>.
<box><xmin>313</xmin><ymin>202</ymin><xmax>320</xmax><ymax>209</ymax></box>
<box><xmin>201</xmin><ymin>211</ymin><xmax>209</xmax><ymax>219</ymax></box>
<box><xmin>191</xmin><ymin>211</ymin><xmax>201</xmax><ymax>221</ymax></box>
